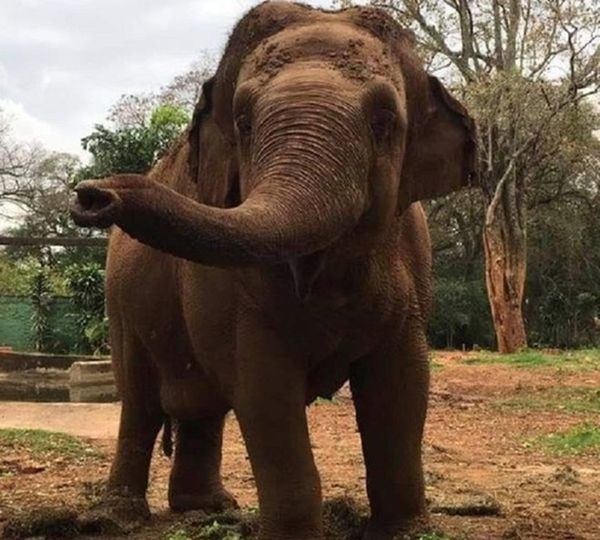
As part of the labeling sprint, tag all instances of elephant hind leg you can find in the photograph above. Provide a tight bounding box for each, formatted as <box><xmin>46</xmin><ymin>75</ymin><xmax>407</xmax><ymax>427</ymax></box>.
<box><xmin>88</xmin><ymin>334</ymin><xmax>162</xmax><ymax>528</ymax></box>
<box><xmin>168</xmin><ymin>415</ymin><xmax>238</xmax><ymax>513</ymax></box>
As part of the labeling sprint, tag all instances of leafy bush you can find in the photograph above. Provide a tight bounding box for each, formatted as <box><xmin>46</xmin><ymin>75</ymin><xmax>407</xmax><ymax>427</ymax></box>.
<box><xmin>29</xmin><ymin>265</ymin><xmax>52</xmax><ymax>352</ymax></box>
<box><xmin>428</xmin><ymin>277</ymin><xmax>494</xmax><ymax>349</ymax></box>
<box><xmin>0</xmin><ymin>255</ymin><xmax>68</xmax><ymax>296</ymax></box>
<box><xmin>78</xmin><ymin>104</ymin><xmax>189</xmax><ymax>180</ymax></box>
<box><xmin>65</xmin><ymin>262</ymin><xmax>109</xmax><ymax>355</ymax></box>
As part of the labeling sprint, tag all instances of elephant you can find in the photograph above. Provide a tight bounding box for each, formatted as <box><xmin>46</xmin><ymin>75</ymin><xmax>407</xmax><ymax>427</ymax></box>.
<box><xmin>71</xmin><ymin>2</ymin><xmax>476</xmax><ymax>539</ymax></box>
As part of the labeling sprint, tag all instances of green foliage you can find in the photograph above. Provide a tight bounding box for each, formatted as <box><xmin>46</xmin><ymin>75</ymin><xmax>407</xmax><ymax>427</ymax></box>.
<box><xmin>79</xmin><ymin>103</ymin><xmax>189</xmax><ymax>180</ymax></box>
<box><xmin>462</xmin><ymin>349</ymin><xmax>600</xmax><ymax>369</ymax></box>
<box><xmin>166</xmin><ymin>530</ymin><xmax>193</xmax><ymax>540</ymax></box>
<box><xmin>79</xmin><ymin>124</ymin><xmax>160</xmax><ymax>178</ymax></box>
<box><xmin>165</xmin><ymin>520</ymin><xmax>245</xmax><ymax>540</ymax></box>
<box><xmin>417</xmin><ymin>534</ymin><xmax>453</xmax><ymax>540</ymax></box>
<box><xmin>197</xmin><ymin>521</ymin><xmax>243</xmax><ymax>539</ymax></box>
<box><xmin>29</xmin><ymin>265</ymin><xmax>52</xmax><ymax>352</ymax></box>
<box><xmin>150</xmin><ymin>104</ymin><xmax>190</xmax><ymax>156</ymax></box>
<box><xmin>0</xmin><ymin>255</ymin><xmax>67</xmax><ymax>296</ymax></box>
<box><xmin>65</xmin><ymin>262</ymin><xmax>108</xmax><ymax>355</ymax></box>
<box><xmin>534</xmin><ymin>424</ymin><xmax>600</xmax><ymax>455</ymax></box>
<box><xmin>526</xmin><ymin>197</ymin><xmax>600</xmax><ymax>348</ymax></box>
<box><xmin>428</xmin><ymin>276</ymin><xmax>494</xmax><ymax>350</ymax></box>
<box><xmin>0</xmin><ymin>428</ymin><xmax>102</xmax><ymax>459</ymax></box>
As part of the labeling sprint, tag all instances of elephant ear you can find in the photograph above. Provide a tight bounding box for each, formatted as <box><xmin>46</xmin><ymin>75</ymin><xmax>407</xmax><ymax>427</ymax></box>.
<box><xmin>188</xmin><ymin>77</ymin><xmax>214</xmax><ymax>184</ymax></box>
<box><xmin>399</xmin><ymin>76</ymin><xmax>477</xmax><ymax>209</ymax></box>
<box><xmin>187</xmin><ymin>77</ymin><xmax>239</xmax><ymax>208</ymax></box>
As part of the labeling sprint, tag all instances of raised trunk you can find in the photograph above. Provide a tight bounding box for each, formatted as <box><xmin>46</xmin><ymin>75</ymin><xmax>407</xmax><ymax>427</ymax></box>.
<box><xmin>483</xmin><ymin>179</ymin><xmax>527</xmax><ymax>353</ymax></box>
<box><xmin>72</xmin><ymin>171</ymin><xmax>363</xmax><ymax>267</ymax></box>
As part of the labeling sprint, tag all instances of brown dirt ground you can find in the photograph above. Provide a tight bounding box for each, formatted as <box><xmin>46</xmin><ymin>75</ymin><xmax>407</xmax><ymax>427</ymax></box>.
<box><xmin>0</xmin><ymin>351</ymin><xmax>599</xmax><ymax>539</ymax></box>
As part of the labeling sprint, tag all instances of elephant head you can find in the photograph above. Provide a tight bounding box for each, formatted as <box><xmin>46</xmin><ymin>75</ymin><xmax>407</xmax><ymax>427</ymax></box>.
<box><xmin>71</xmin><ymin>2</ymin><xmax>476</xmax><ymax>296</ymax></box>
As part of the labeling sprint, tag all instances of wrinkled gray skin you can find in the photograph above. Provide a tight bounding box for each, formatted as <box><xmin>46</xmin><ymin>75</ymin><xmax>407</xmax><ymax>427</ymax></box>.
<box><xmin>71</xmin><ymin>2</ymin><xmax>476</xmax><ymax>539</ymax></box>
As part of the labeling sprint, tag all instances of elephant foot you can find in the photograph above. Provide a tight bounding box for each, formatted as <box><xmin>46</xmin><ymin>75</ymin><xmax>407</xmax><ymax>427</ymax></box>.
<box><xmin>169</xmin><ymin>487</ymin><xmax>239</xmax><ymax>513</ymax></box>
<box><xmin>362</xmin><ymin>514</ymin><xmax>429</xmax><ymax>540</ymax></box>
<box><xmin>78</xmin><ymin>492</ymin><xmax>151</xmax><ymax>534</ymax></box>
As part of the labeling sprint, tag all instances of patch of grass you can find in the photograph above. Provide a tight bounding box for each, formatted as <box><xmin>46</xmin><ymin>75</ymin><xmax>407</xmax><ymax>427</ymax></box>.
<box><xmin>197</xmin><ymin>521</ymin><xmax>244</xmax><ymax>539</ymax></box>
<box><xmin>534</xmin><ymin>423</ymin><xmax>600</xmax><ymax>455</ymax></box>
<box><xmin>165</xmin><ymin>530</ymin><xmax>193</xmax><ymax>540</ymax></box>
<box><xmin>314</xmin><ymin>396</ymin><xmax>338</xmax><ymax>405</ymax></box>
<box><xmin>462</xmin><ymin>349</ymin><xmax>600</xmax><ymax>369</ymax></box>
<box><xmin>166</xmin><ymin>509</ymin><xmax>257</xmax><ymax>540</ymax></box>
<box><xmin>503</xmin><ymin>387</ymin><xmax>600</xmax><ymax>413</ymax></box>
<box><xmin>0</xmin><ymin>428</ymin><xmax>102</xmax><ymax>459</ymax></box>
<box><xmin>2</xmin><ymin>507</ymin><xmax>80</xmax><ymax>539</ymax></box>
<box><xmin>322</xmin><ymin>497</ymin><xmax>365</xmax><ymax>539</ymax></box>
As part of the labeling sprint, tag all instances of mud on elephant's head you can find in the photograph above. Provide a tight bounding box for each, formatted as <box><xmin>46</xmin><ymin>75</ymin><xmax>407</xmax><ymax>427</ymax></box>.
<box><xmin>72</xmin><ymin>1</ymin><xmax>476</xmax><ymax>280</ymax></box>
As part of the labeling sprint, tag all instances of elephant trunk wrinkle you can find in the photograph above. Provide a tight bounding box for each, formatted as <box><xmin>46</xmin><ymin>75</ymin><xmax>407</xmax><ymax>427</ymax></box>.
<box><xmin>250</xmin><ymin>98</ymin><xmax>369</xmax><ymax>237</ymax></box>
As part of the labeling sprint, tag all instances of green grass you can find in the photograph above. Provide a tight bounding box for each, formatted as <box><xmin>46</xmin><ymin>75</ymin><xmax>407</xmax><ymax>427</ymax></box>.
<box><xmin>430</xmin><ymin>360</ymin><xmax>444</xmax><ymax>371</ymax></box>
<box><xmin>503</xmin><ymin>386</ymin><xmax>600</xmax><ymax>413</ymax></box>
<box><xmin>165</xmin><ymin>530</ymin><xmax>193</xmax><ymax>540</ymax></box>
<box><xmin>166</xmin><ymin>522</ymin><xmax>244</xmax><ymax>540</ymax></box>
<box><xmin>534</xmin><ymin>423</ymin><xmax>600</xmax><ymax>455</ymax></box>
<box><xmin>0</xmin><ymin>428</ymin><xmax>102</xmax><ymax>459</ymax></box>
<box><xmin>417</xmin><ymin>532</ymin><xmax>469</xmax><ymax>540</ymax></box>
<box><xmin>198</xmin><ymin>521</ymin><xmax>243</xmax><ymax>539</ymax></box>
<box><xmin>461</xmin><ymin>349</ymin><xmax>600</xmax><ymax>369</ymax></box>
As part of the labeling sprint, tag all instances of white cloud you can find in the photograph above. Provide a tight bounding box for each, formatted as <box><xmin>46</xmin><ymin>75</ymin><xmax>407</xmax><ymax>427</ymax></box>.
<box><xmin>190</xmin><ymin>0</ymin><xmax>256</xmax><ymax>19</ymax></box>
<box><xmin>0</xmin><ymin>26</ymin><xmax>72</xmax><ymax>46</ymax></box>
<box><xmin>0</xmin><ymin>0</ymin><xmax>334</xmax><ymax>157</ymax></box>
<box><xmin>0</xmin><ymin>98</ymin><xmax>84</xmax><ymax>156</ymax></box>
<box><xmin>0</xmin><ymin>63</ymin><xmax>8</xmax><ymax>88</ymax></box>
<box><xmin>40</xmin><ymin>67</ymin><xmax>75</xmax><ymax>92</ymax></box>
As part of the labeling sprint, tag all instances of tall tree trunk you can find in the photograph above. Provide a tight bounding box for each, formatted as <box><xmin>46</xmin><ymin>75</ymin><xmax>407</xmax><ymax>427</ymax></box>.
<box><xmin>483</xmin><ymin>173</ymin><xmax>528</xmax><ymax>353</ymax></box>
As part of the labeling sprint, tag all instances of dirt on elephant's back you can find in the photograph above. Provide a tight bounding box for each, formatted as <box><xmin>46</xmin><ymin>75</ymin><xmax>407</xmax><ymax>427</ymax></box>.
<box><xmin>1</xmin><ymin>351</ymin><xmax>599</xmax><ymax>539</ymax></box>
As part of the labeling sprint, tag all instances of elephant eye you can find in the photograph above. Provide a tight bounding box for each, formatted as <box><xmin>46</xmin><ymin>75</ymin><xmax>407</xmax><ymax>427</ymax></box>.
<box><xmin>371</xmin><ymin>108</ymin><xmax>397</xmax><ymax>144</ymax></box>
<box><xmin>235</xmin><ymin>114</ymin><xmax>252</xmax><ymax>137</ymax></box>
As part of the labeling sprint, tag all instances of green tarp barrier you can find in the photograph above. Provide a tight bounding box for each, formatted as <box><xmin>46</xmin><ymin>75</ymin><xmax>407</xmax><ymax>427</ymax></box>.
<box><xmin>0</xmin><ymin>296</ymin><xmax>79</xmax><ymax>353</ymax></box>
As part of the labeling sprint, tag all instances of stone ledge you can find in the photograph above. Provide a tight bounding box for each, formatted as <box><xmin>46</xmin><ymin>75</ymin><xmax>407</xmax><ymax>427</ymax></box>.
<box><xmin>0</xmin><ymin>350</ymin><xmax>109</xmax><ymax>372</ymax></box>
<box><xmin>69</xmin><ymin>360</ymin><xmax>114</xmax><ymax>385</ymax></box>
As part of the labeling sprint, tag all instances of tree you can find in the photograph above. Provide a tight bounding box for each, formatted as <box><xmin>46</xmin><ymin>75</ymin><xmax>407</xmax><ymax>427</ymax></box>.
<box><xmin>0</xmin><ymin>109</ymin><xmax>45</xmax><ymax>219</ymax></box>
<box><xmin>78</xmin><ymin>103</ymin><xmax>190</xmax><ymax>180</ymax></box>
<box><xmin>343</xmin><ymin>0</ymin><xmax>600</xmax><ymax>352</ymax></box>
<box><xmin>526</xmin><ymin>131</ymin><xmax>600</xmax><ymax>347</ymax></box>
<box><xmin>108</xmin><ymin>55</ymin><xmax>214</xmax><ymax>129</ymax></box>
<box><xmin>78</xmin><ymin>56</ymin><xmax>214</xmax><ymax>180</ymax></box>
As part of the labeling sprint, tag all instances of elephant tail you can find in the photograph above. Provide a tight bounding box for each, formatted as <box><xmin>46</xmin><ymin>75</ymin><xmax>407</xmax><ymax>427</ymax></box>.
<box><xmin>162</xmin><ymin>416</ymin><xmax>173</xmax><ymax>458</ymax></box>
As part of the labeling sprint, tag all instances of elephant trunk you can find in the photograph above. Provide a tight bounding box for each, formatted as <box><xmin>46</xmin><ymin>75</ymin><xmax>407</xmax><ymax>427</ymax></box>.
<box><xmin>72</xmin><ymin>175</ymin><xmax>359</xmax><ymax>266</ymax></box>
<box><xmin>71</xmin><ymin>91</ymin><xmax>368</xmax><ymax>267</ymax></box>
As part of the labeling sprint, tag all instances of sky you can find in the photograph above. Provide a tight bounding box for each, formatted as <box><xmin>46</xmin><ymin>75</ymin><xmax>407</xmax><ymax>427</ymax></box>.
<box><xmin>0</xmin><ymin>0</ymin><xmax>330</xmax><ymax>158</ymax></box>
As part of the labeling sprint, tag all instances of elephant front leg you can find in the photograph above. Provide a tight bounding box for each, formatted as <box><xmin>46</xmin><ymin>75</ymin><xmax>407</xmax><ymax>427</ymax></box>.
<box><xmin>234</xmin><ymin>323</ymin><xmax>323</xmax><ymax>539</ymax></box>
<box><xmin>236</xmin><ymin>397</ymin><xmax>322</xmax><ymax>539</ymax></box>
<box><xmin>350</xmin><ymin>324</ymin><xmax>430</xmax><ymax>540</ymax></box>
<box><xmin>168</xmin><ymin>416</ymin><xmax>238</xmax><ymax>512</ymax></box>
